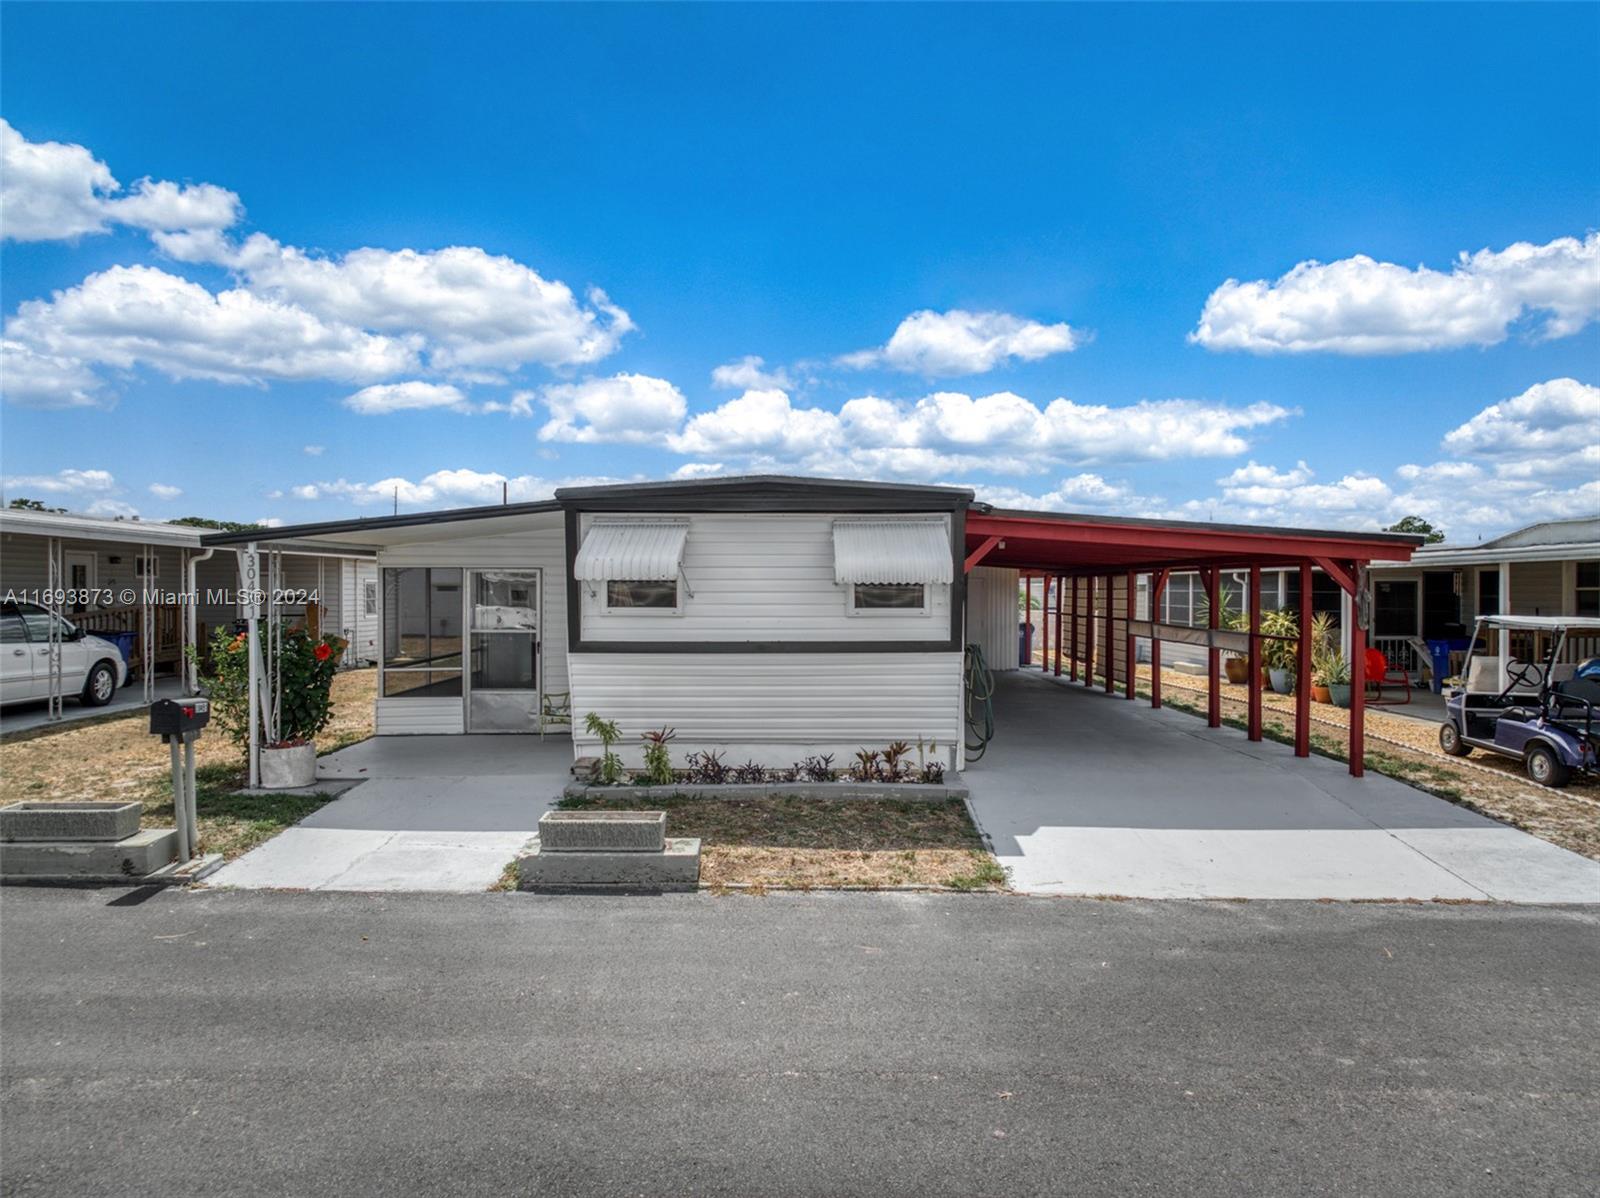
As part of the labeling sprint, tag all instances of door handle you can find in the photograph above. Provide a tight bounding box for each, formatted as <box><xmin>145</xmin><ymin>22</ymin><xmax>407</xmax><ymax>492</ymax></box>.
<box><xmin>10</xmin><ymin>649</ymin><xmax>24</xmax><ymax>657</ymax></box>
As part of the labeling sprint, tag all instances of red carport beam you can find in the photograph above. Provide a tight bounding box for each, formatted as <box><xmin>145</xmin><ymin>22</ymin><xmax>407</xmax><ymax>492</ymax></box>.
<box><xmin>1317</xmin><ymin>556</ymin><xmax>1368</xmax><ymax>777</ymax></box>
<box><xmin>1084</xmin><ymin>577</ymin><xmax>1096</xmax><ymax>688</ymax></box>
<box><xmin>1125</xmin><ymin>570</ymin><xmax>1137</xmax><ymax>700</ymax></box>
<box><xmin>1053</xmin><ymin>574</ymin><xmax>1063</xmax><ymax>675</ymax></box>
<box><xmin>964</xmin><ymin>535</ymin><xmax>1002</xmax><ymax>574</ymax></box>
<box><xmin>1103</xmin><ymin>575</ymin><xmax>1115</xmax><ymax>695</ymax></box>
<box><xmin>1042</xmin><ymin>574</ymin><xmax>1052</xmax><ymax>673</ymax></box>
<box><xmin>1295</xmin><ymin>562</ymin><xmax>1312</xmax><ymax>757</ymax></box>
<box><xmin>1204</xmin><ymin>568</ymin><xmax>1221</xmax><ymax>728</ymax></box>
<box><xmin>1149</xmin><ymin>570</ymin><xmax>1170</xmax><ymax>709</ymax></box>
<box><xmin>1069</xmin><ymin>576</ymin><xmax>1079</xmax><ymax>682</ymax></box>
<box><xmin>1247</xmin><ymin>564</ymin><xmax>1263</xmax><ymax>741</ymax></box>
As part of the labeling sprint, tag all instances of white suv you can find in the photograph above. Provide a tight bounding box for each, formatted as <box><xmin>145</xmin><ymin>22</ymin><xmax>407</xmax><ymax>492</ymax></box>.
<box><xmin>1</xmin><ymin>601</ymin><xmax>129</xmax><ymax>708</ymax></box>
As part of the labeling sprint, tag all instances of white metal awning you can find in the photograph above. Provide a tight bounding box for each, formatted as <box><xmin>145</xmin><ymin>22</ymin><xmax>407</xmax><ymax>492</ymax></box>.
<box><xmin>573</xmin><ymin>520</ymin><xmax>689</xmax><ymax>581</ymax></box>
<box><xmin>833</xmin><ymin>519</ymin><xmax>952</xmax><ymax>585</ymax></box>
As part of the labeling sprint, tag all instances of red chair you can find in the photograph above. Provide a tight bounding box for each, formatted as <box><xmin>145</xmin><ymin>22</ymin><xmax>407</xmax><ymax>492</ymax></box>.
<box><xmin>1364</xmin><ymin>647</ymin><xmax>1411</xmax><ymax>705</ymax></box>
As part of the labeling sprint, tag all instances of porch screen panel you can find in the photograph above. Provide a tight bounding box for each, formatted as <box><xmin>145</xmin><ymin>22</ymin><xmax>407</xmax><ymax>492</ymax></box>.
<box><xmin>382</xmin><ymin>567</ymin><xmax>463</xmax><ymax>697</ymax></box>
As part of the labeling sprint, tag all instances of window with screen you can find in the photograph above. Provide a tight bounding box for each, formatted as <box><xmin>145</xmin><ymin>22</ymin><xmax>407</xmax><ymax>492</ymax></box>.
<box><xmin>381</xmin><ymin>567</ymin><xmax>463</xmax><ymax>697</ymax></box>
<box><xmin>1577</xmin><ymin>562</ymin><xmax>1599</xmax><ymax>618</ymax></box>
<box><xmin>604</xmin><ymin>579</ymin><xmax>678</xmax><ymax>610</ymax></box>
<box><xmin>852</xmin><ymin>582</ymin><xmax>926</xmax><ymax>612</ymax></box>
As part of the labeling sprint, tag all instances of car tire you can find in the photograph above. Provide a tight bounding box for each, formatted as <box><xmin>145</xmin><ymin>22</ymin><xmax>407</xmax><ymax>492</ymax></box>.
<box><xmin>1524</xmin><ymin>743</ymin><xmax>1571</xmax><ymax>789</ymax></box>
<box><xmin>81</xmin><ymin>660</ymin><xmax>117</xmax><ymax>707</ymax></box>
<box><xmin>1438</xmin><ymin>722</ymin><xmax>1471</xmax><ymax>757</ymax></box>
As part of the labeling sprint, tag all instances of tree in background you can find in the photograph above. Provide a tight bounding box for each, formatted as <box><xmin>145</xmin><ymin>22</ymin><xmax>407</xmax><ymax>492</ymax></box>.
<box><xmin>1385</xmin><ymin>515</ymin><xmax>1446</xmax><ymax>544</ymax></box>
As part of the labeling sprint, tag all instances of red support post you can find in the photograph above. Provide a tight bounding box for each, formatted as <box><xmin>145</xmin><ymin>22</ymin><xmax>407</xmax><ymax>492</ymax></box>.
<box><xmin>1150</xmin><ymin>570</ymin><xmax>1170</xmax><ymax>709</ymax></box>
<box><xmin>1247</xmin><ymin>563</ymin><xmax>1262</xmax><ymax>741</ymax></box>
<box><xmin>1025</xmin><ymin>574</ymin><xmax>1034</xmax><ymax>667</ymax></box>
<box><xmin>1042</xmin><ymin>574</ymin><xmax>1051</xmax><ymax>672</ymax></box>
<box><xmin>1349</xmin><ymin>593</ymin><xmax>1366</xmax><ymax>777</ymax></box>
<box><xmin>1084</xmin><ymin>577</ymin><xmax>1096</xmax><ymax>687</ymax></box>
<box><xmin>1295</xmin><ymin>562</ymin><xmax>1312</xmax><ymax>757</ymax></box>
<box><xmin>1204</xmin><ymin>568</ymin><xmax>1221</xmax><ymax>727</ymax></box>
<box><xmin>1125</xmin><ymin>570</ymin><xmax>1137</xmax><ymax>699</ymax></box>
<box><xmin>1054</xmin><ymin>575</ymin><xmax>1063</xmax><ymax>676</ymax></box>
<box><xmin>1104</xmin><ymin>575</ymin><xmax>1115</xmax><ymax>695</ymax></box>
<box><xmin>1069</xmin><ymin>577</ymin><xmax>1079</xmax><ymax>682</ymax></box>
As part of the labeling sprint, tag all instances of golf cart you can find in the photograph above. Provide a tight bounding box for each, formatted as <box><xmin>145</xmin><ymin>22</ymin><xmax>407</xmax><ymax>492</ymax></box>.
<box><xmin>1439</xmin><ymin>615</ymin><xmax>1600</xmax><ymax>788</ymax></box>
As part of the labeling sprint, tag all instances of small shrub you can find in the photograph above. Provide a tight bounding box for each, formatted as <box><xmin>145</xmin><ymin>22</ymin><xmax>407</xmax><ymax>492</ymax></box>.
<box><xmin>732</xmin><ymin>759</ymin><xmax>768</xmax><ymax>784</ymax></box>
<box><xmin>641</xmin><ymin>726</ymin><xmax>676</xmax><ymax>786</ymax></box>
<box><xmin>797</xmin><ymin>754</ymin><xmax>837</xmax><ymax>782</ymax></box>
<box><xmin>684</xmin><ymin>750</ymin><xmax>728</xmax><ymax>785</ymax></box>
<box><xmin>583</xmin><ymin>712</ymin><xmax>624</xmax><ymax>784</ymax></box>
<box><xmin>919</xmin><ymin>762</ymin><xmax>946</xmax><ymax>784</ymax></box>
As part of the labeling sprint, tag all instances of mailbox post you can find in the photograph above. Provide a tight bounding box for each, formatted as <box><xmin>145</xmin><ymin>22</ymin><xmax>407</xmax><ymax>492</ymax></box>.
<box><xmin>150</xmin><ymin>697</ymin><xmax>210</xmax><ymax>862</ymax></box>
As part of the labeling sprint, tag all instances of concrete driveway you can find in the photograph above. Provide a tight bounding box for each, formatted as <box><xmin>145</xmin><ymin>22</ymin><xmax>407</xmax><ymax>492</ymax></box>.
<box><xmin>206</xmin><ymin>736</ymin><xmax>568</xmax><ymax>892</ymax></box>
<box><xmin>965</xmin><ymin>671</ymin><xmax>1600</xmax><ymax>902</ymax></box>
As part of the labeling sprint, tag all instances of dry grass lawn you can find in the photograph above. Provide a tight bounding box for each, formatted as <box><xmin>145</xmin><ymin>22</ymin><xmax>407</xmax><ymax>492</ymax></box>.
<box><xmin>0</xmin><ymin>668</ymin><xmax>377</xmax><ymax>859</ymax></box>
<box><xmin>555</xmin><ymin>793</ymin><xmax>1007</xmax><ymax>891</ymax></box>
<box><xmin>1143</xmin><ymin>667</ymin><xmax>1600</xmax><ymax>862</ymax></box>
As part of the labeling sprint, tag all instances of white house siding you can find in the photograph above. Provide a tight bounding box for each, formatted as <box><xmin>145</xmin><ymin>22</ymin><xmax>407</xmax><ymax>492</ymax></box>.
<box><xmin>374</xmin><ymin>516</ymin><xmax>568</xmax><ymax>735</ymax></box>
<box><xmin>568</xmin><ymin>651</ymin><xmax>964</xmax><ymax>771</ymax></box>
<box><xmin>339</xmin><ymin>559</ymin><xmax>380</xmax><ymax>665</ymax></box>
<box><xmin>966</xmin><ymin>566</ymin><xmax>1019</xmax><ymax>672</ymax></box>
<box><xmin>577</xmin><ymin>512</ymin><xmax>953</xmax><ymax>643</ymax></box>
<box><xmin>0</xmin><ymin>535</ymin><xmax>186</xmax><ymax>607</ymax></box>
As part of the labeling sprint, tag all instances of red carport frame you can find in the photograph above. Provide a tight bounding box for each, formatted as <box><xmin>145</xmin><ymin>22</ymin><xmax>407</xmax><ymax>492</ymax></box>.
<box><xmin>966</xmin><ymin>509</ymin><xmax>1422</xmax><ymax>777</ymax></box>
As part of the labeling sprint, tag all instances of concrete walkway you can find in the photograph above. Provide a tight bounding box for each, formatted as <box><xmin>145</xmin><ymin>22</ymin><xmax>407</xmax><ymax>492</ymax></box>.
<box><xmin>965</xmin><ymin>671</ymin><xmax>1600</xmax><ymax>902</ymax></box>
<box><xmin>207</xmin><ymin>736</ymin><xmax>570</xmax><ymax>892</ymax></box>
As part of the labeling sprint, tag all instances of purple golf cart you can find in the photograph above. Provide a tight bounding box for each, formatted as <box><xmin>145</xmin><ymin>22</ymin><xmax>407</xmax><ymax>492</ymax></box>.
<box><xmin>1439</xmin><ymin>615</ymin><xmax>1600</xmax><ymax>788</ymax></box>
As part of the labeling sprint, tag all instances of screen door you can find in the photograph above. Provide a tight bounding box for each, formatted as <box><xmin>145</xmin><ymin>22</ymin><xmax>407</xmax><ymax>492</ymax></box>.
<box><xmin>466</xmin><ymin>569</ymin><xmax>540</xmax><ymax>732</ymax></box>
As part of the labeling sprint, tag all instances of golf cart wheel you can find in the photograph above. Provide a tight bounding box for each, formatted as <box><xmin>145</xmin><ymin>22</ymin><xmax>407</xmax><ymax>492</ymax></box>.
<box><xmin>1524</xmin><ymin>744</ymin><xmax>1571</xmax><ymax>789</ymax></box>
<box><xmin>81</xmin><ymin>660</ymin><xmax>117</xmax><ymax>707</ymax></box>
<box><xmin>1438</xmin><ymin>722</ymin><xmax>1471</xmax><ymax>757</ymax></box>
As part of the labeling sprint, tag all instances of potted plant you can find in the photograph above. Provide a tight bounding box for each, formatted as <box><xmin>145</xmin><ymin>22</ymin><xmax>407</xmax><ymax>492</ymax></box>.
<box><xmin>1307</xmin><ymin>612</ymin><xmax>1337</xmax><ymax>703</ymax></box>
<box><xmin>1259</xmin><ymin>609</ymin><xmax>1299</xmax><ymax>693</ymax></box>
<box><xmin>197</xmin><ymin>624</ymin><xmax>346</xmax><ymax>788</ymax></box>
<box><xmin>1325</xmin><ymin>653</ymin><xmax>1353</xmax><ymax>708</ymax></box>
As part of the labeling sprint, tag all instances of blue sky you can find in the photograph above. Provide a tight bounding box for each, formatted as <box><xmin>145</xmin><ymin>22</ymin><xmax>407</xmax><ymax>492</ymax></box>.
<box><xmin>2</xmin><ymin>2</ymin><xmax>1596</xmax><ymax>541</ymax></box>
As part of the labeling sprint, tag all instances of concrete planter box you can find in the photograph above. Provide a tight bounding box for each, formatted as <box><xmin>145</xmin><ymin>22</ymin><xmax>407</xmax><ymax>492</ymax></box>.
<box><xmin>0</xmin><ymin>801</ymin><xmax>142</xmax><ymax>843</ymax></box>
<box><xmin>261</xmin><ymin>742</ymin><xmax>317</xmax><ymax>789</ymax></box>
<box><xmin>1</xmin><ymin>828</ymin><xmax>177</xmax><ymax>881</ymax></box>
<box><xmin>518</xmin><ymin>837</ymin><xmax>701</xmax><ymax>891</ymax></box>
<box><xmin>539</xmin><ymin>810</ymin><xmax>666</xmax><ymax>852</ymax></box>
<box><xmin>562</xmin><ymin>779</ymin><xmax>969</xmax><ymax>803</ymax></box>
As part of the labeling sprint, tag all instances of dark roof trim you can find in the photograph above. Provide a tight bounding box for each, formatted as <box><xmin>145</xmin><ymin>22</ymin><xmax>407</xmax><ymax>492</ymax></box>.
<box><xmin>972</xmin><ymin>504</ymin><xmax>1426</xmax><ymax>547</ymax></box>
<box><xmin>199</xmin><ymin>499</ymin><xmax>563</xmax><ymax>546</ymax></box>
<box><xmin>557</xmin><ymin>474</ymin><xmax>972</xmax><ymax>513</ymax></box>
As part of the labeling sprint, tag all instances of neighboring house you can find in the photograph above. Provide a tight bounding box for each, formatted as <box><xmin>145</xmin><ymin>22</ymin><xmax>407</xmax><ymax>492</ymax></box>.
<box><xmin>1367</xmin><ymin>516</ymin><xmax>1600</xmax><ymax>683</ymax></box>
<box><xmin>0</xmin><ymin>509</ymin><xmax>379</xmax><ymax>693</ymax></box>
<box><xmin>201</xmin><ymin>475</ymin><xmax>1420</xmax><ymax>776</ymax></box>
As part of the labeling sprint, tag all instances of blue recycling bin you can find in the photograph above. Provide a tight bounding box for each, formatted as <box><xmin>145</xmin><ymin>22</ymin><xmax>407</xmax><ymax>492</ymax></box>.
<box><xmin>1018</xmin><ymin>620</ymin><xmax>1034</xmax><ymax>667</ymax></box>
<box><xmin>1425</xmin><ymin>637</ymin><xmax>1472</xmax><ymax>692</ymax></box>
<box><xmin>95</xmin><ymin>629</ymin><xmax>135</xmax><ymax>670</ymax></box>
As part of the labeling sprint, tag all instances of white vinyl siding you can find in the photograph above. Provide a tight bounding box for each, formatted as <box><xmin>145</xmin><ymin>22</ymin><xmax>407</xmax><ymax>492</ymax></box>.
<box><xmin>966</xmin><ymin>567</ymin><xmax>1019</xmax><ymax>672</ymax></box>
<box><xmin>578</xmin><ymin>512</ymin><xmax>952</xmax><ymax>643</ymax></box>
<box><xmin>374</xmin><ymin>514</ymin><xmax>567</xmax><ymax>735</ymax></box>
<box><xmin>568</xmin><ymin>651</ymin><xmax>963</xmax><ymax>770</ymax></box>
<box><xmin>1509</xmin><ymin>560</ymin><xmax>1565</xmax><ymax>617</ymax></box>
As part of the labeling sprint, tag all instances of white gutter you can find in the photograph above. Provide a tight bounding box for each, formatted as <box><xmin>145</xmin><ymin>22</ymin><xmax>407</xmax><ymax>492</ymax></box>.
<box><xmin>184</xmin><ymin>547</ymin><xmax>216</xmax><ymax>691</ymax></box>
<box><xmin>1369</xmin><ymin>543</ymin><xmax>1600</xmax><ymax>569</ymax></box>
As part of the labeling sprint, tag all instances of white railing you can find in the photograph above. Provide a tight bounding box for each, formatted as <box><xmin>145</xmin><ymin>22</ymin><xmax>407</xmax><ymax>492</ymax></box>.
<box><xmin>1372</xmin><ymin>636</ymin><xmax>1422</xmax><ymax>674</ymax></box>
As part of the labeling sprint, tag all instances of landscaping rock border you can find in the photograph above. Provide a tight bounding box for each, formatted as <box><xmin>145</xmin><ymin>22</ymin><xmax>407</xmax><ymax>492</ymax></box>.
<box><xmin>561</xmin><ymin>779</ymin><xmax>969</xmax><ymax>803</ymax></box>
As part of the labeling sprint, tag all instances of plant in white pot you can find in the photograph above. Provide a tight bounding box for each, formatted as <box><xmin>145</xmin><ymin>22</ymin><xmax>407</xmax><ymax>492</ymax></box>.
<box><xmin>197</xmin><ymin>624</ymin><xmax>346</xmax><ymax>788</ymax></box>
<box><xmin>1259</xmin><ymin>608</ymin><xmax>1299</xmax><ymax>694</ymax></box>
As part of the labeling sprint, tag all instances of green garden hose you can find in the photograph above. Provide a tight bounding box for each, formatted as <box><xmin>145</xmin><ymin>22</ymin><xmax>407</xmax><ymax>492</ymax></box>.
<box><xmin>964</xmin><ymin>642</ymin><xmax>996</xmax><ymax>762</ymax></box>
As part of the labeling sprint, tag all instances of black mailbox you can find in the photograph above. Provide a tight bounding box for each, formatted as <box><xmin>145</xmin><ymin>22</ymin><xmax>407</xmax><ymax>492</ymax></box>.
<box><xmin>149</xmin><ymin>697</ymin><xmax>211</xmax><ymax>739</ymax></box>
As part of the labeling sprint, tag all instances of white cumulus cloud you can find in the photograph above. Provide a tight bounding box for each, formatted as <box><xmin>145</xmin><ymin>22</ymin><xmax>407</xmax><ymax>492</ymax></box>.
<box><xmin>538</xmin><ymin>373</ymin><xmax>687</xmax><ymax>443</ymax></box>
<box><xmin>342</xmin><ymin>381</ymin><xmax>471</xmax><ymax>415</ymax></box>
<box><xmin>1192</xmin><ymin>233</ymin><xmax>1600</xmax><ymax>354</ymax></box>
<box><xmin>0</xmin><ymin>118</ymin><xmax>241</xmax><ymax>242</ymax></box>
<box><xmin>6</xmin><ymin>265</ymin><xmax>418</xmax><ymax>387</ymax></box>
<box><xmin>711</xmin><ymin>355</ymin><xmax>793</xmax><ymax>391</ymax></box>
<box><xmin>842</xmin><ymin>309</ymin><xmax>1086</xmax><ymax>376</ymax></box>
<box><xmin>147</xmin><ymin>483</ymin><xmax>182</xmax><ymax>500</ymax></box>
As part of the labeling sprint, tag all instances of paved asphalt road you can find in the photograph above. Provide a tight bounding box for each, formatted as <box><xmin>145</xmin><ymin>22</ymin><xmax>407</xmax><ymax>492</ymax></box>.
<box><xmin>3</xmin><ymin>888</ymin><xmax>1597</xmax><ymax>1198</ymax></box>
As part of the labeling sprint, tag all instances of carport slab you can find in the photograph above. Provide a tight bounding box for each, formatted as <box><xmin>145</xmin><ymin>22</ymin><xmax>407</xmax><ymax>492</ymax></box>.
<box><xmin>965</xmin><ymin>672</ymin><xmax>1600</xmax><ymax>902</ymax></box>
<box><xmin>206</xmin><ymin>736</ymin><xmax>569</xmax><ymax>892</ymax></box>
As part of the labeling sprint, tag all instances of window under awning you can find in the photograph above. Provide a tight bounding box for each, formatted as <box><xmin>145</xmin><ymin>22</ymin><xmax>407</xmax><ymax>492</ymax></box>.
<box><xmin>574</xmin><ymin>520</ymin><xmax>690</xmax><ymax>581</ymax></box>
<box><xmin>833</xmin><ymin>519</ymin><xmax>952</xmax><ymax>585</ymax></box>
